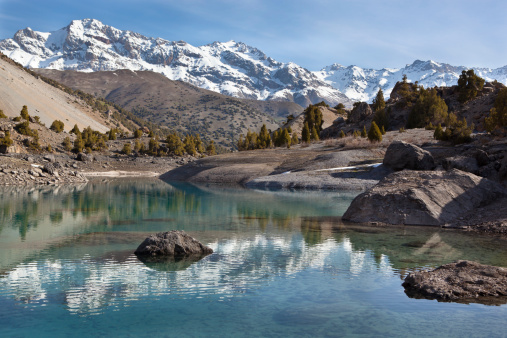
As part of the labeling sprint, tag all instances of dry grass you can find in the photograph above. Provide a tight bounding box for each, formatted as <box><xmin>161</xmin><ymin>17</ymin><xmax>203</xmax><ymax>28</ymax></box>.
<box><xmin>322</xmin><ymin>128</ymin><xmax>436</xmax><ymax>150</ymax></box>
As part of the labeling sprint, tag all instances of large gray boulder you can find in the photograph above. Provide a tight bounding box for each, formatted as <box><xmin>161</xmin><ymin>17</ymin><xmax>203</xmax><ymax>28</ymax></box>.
<box><xmin>347</xmin><ymin>102</ymin><xmax>373</xmax><ymax>124</ymax></box>
<box><xmin>383</xmin><ymin>141</ymin><xmax>435</xmax><ymax>171</ymax></box>
<box><xmin>342</xmin><ymin>169</ymin><xmax>507</xmax><ymax>226</ymax></box>
<box><xmin>135</xmin><ymin>230</ymin><xmax>213</xmax><ymax>258</ymax></box>
<box><xmin>403</xmin><ymin>260</ymin><xmax>507</xmax><ymax>304</ymax></box>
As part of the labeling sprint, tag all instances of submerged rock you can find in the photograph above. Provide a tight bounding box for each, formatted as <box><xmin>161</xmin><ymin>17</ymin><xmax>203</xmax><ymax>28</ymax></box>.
<box><xmin>342</xmin><ymin>169</ymin><xmax>506</xmax><ymax>226</ymax></box>
<box><xmin>383</xmin><ymin>140</ymin><xmax>435</xmax><ymax>171</ymax></box>
<box><xmin>403</xmin><ymin>260</ymin><xmax>507</xmax><ymax>305</ymax></box>
<box><xmin>134</xmin><ymin>230</ymin><xmax>213</xmax><ymax>258</ymax></box>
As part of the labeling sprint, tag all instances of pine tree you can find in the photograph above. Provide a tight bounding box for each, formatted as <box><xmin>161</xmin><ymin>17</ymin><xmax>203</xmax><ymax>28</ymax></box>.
<box><xmin>361</xmin><ymin>126</ymin><xmax>367</xmax><ymax>138</ymax></box>
<box><xmin>311</xmin><ymin>126</ymin><xmax>319</xmax><ymax>141</ymax></box>
<box><xmin>283</xmin><ymin>128</ymin><xmax>291</xmax><ymax>148</ymax></box>
<box><xmin>291</xmin><ymin>132</ymin><xmax>299</xmax><ymax>145</ymax></box>
<box><xmin>259</xmin><ymin>124</ymin><xmax>271</xmax><ymax>149</ymax></box>
<box><xmin>206</xmin><ymin>140</ymin><xmax>217</xmax><ymax>155</ymax></box>
<box><xmin>302</xmin><ymin>123</ymin><xmax>311</xmax><ymax>143</ymax></box>
<box><xmin>372</xmin><ymin>88</ymin><xmax>386</xmax><ymax>113</ymax></box>
<box><xmin>108</xmin><ymin>128</ymin><xmax>117</xmax><ymax>140</ymax></box>
<box><xmin>122</xmin><ymin>143</ymin><xmax>132</xmax><ymax>155</ymax></box>
<box><xmin>73</xmin><ymin>135</ymin><xmax>84</xmax><ymax>153</ymax></box>
<box><xmin>457</xmin><ymin>70</ymin><xmax>485</xmax><ymax>103</ymax></box>
<box><xmin>434</xmin><ymin>123</ymin><xmax>444</xmax><ymax>140</ymax></box>
<box><xmin>368</xmin><ymin>122</ymin><xmax>382</xmax><ymax>143</ymax></box>
<box><xmin>166</xmin><ymin>133</ymin><xmax>185</xmax><ymax>155</ymax></box>
<box><xmin>194</xmin><ymin>134</ymin><xmax>205</xmax><ymax>153</ymax></box>
<box><xmin>70</xmin><ymin>124</ymin><xmax>81</xmax><ymax>136</ymax></box>
<box><xmin>184</xmin><ymin>135</ymin><xmax>197</xmax><ymax>156</ymax></box>
<box><xmin>134</xmin><ymin>129</ymin><xmax>143</xmax><ymax>138</ymax></box>
<box><xmin>62</xmin><ymin>136</ymin><xmax>71</xmax><ymax>151</ymax></box>
<box><xmin>339</xmin><ymin>130</ymin><xmax>346</xmax><ymax>138</ymax></box>
<box><xmin>20</xmin><ymin>105</ymin><xmax>29</xmax><ymax>120</ymax></box>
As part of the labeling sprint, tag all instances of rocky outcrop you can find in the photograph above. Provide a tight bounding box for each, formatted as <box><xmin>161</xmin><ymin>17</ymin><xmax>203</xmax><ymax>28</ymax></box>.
<box><xmin>403</xmin><ymin>260</ymin><xmax>507</xmax><ymax>304</ymax></box>
<box><xmin>383</xmin><ymin>141</ymin><xmax>435</xmax><ymax>171</ymax></box>
<box><xmin>347</xmin><ymin>102</ymin><xmax>373</xmax><ymax>124</ymax></box>
<box><xmin>443</xmin><ymin>155</ymin><xmax>479</xmax><ymax>174</ymax></box>
<box><xmin>134</xmin><ymin>230</ymin><xmax>213</xmax><ymax>258</ymax></box>
<box><xmin>342</xmin><ymin>169</ymin><xmax>507</xmax><ymax>226</ymax></box>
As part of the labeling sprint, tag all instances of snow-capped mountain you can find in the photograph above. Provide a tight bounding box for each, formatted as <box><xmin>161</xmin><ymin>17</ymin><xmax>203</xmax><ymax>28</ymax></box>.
<box><xmin>0</xmin><ymin>19</ymin><xmax>350</xmax><ymax>107</ymax></box>
<box><xmin>314</xmin><ymin>60</ymin><xmax>507</xmax><ymax>102</ymax></box>
<box><xmin>1</xmin><ymin>19</ymin><xmax>507</xmax><ymax>106</ymax></box>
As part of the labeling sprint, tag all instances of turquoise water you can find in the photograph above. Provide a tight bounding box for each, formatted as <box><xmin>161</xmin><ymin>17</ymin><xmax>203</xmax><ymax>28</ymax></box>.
<box><xmin>1</xmin><ymin>179</ymin><xmax>507</xmax><ymax>337</ymax></box>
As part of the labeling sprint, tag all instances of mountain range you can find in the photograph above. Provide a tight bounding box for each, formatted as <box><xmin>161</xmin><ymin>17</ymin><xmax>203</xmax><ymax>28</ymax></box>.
<box><xmin>1</xmin><ymin>18</ymin><xmax>507</xmax><ymax>106</ymax></box>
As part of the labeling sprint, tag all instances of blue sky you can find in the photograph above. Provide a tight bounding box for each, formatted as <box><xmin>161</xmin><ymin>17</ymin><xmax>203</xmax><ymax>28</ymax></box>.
<box><xmin>0</xmin><ymin>0</ymin><xmax>505</xmax><ymax>70</ymax></box>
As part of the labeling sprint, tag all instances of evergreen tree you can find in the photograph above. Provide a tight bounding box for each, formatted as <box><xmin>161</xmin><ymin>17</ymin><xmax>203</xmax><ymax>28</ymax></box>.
<box><xmin>283</xmin><ymin>128</ymin><xmax>291</xmax><ymax>148</ymax></box>
<box><xmin>50</xmin><ymin>120</ymin><xmax>65</xmax><ymax>133</ymax></box>
<box><xmin>368</xmin><ymin>122</ymin><xmax>382</xmax><ymax>143</ymax></box>
<box><xmin>166</xmin><ymin>133</ymin><xmax>184</xmax><ymax>156</ymax></box>
<box><xmin>0</xmin><ymin>109</ymin><xmax>6</xmax><ymax>118</ymax></box>
<box><xmin>70</xmin><ymin>124</ymin><xmax>81</xmax><ymax>136</ymax></box>
<box><xmin>339</xmin><ymin>130</ymin><xmax>346</xmax><ymax>138</ymax></box>
<box><xmin>302</xmin><ymin>122</ymin><xmax>311</xmax><ymax>143</ymax></box>
<box><xmin>372</xmin><ymin>88</ymin><xmax>386</xmax><ymax>113</ymax></box>
<box><xmin>195</xmin><ymin>134</ymin><xmax>205</xmax><ymax>153</ymax></box>
<box><xmin>73</xmin><ymin>134</ymin><xmax>84</xmax><ymax>153</ymax></box>
<box><xmin>237</xmin><ymin>134</ymin><xmax>245</xmax><ymax>150</ymax></box>
<box><xmin>1</xmin><ymin>131</ymin><xmax>13</xmax><ymax>146</ymax></box>
<box><xmin>457</xmin><ymin>69</ymin><xmax>485</xmax><ymax>103</ymax></box>
<box><xmin>206</xmin><ymin>140</ymin><xmax>217</xmax><ymax>155</ymax></box>
<box><xmin>134</xmin><ymin>139</ymin><xmax>142</xmax><ymax>152</ymax></box>
<box><xmin>291</xmin><ymin>132</ymin><xmax>299</xmax><ymax>145</ymax></box>
<box><xmin>406</xmin><ymin>88</ymin><xmax>448</xmax><ymax>128</ymax></box>
<box><xmin>433</xmin><ymin>123</ymin><xmax>444</xmax><ymax>140</ymax></box>
<box><xmin>148</xmin><ymin>137</ymin><xmax>159</xmax><ymax>155</ymax></box>
<box><xmin>184</xmin><ymin>135</ymin><xmax>197</xmax><ymax>156</ymax></box>
<box><xmin>258</xmin><ymin>124</ymin><xmax>271</xmax><ymax>149</ymax></box>
<box><xmin>134</xmin><ymin>129</ymin><xmax>143</xmax><ymax>138</ymax></box>
<box><xmin>311</xmin><ymin>126</ymin><xmax>319</xmax><ymax>141</ymax></box>
<box><xmin>303</xmin><ymin>105</ymin><xmax>324</xmax><ymax>135</ymax></box>
<box><xmin>122</xmin><ymin>143</ymin><xmax>132</xmax><ymax>155</ymax></box>
<box><xmin>62</xmin><ymin>136</ymin><xmax>72</xmax><ymax>151</ymax></box>
<box><xmin>361</xmin><ymin>126</ymin><xmax>367</xmax><ymax>138</ymax></box>
<box><xmin>20</xmin><ymin>105</ymin><xmax>29</xmax><ymax>120</ymax></box>
<box><xmin>108</xmin><ymin>128</ymin><xmax>117</xmax><ymax>140</ymax></box>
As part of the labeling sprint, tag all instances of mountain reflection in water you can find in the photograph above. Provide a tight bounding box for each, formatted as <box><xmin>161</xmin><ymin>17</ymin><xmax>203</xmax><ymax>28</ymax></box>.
<box><xmin>1</xmin><ymin>179</ymin><xmax>507</xmax><ymax>329</ymax></box>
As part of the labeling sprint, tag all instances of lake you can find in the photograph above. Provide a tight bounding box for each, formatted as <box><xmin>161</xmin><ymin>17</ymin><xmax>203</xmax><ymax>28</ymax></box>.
<box><xmin>1</xmin><ymin>179</ymin><xmax>507</xmax><ymax>337</ymax></box>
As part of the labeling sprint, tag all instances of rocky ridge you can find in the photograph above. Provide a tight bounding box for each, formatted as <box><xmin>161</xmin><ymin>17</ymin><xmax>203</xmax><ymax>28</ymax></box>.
<box><xmin>0</xmin><ymin>19</ymin><xmax>350</xmax><ymax>108</ymax></box>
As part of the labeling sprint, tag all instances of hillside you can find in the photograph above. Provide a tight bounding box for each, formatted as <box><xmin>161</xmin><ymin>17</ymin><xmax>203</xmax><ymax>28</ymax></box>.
<box><xmin>34</xmin><ymin>68</ymin><xmax>295</xmax><ymax>148</ymax></box>
<box><xmin>0</xmin><ymin>54</ymin><xmax>108</xmax><ymax>132</ymax></box>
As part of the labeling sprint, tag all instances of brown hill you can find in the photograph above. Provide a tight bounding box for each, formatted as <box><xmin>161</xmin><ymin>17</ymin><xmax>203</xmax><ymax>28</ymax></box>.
<box><xmin>0</xmin><ymin>55</ymin><xmax>108</xmax><ymax>132</ymax></box>
<box><xmin>284</xmin><ymin>106</ymin><xmax>345</xmax><ymax>137</ymax></box>
<box><xmin>35</xmin><ymin>69</ymin><xmax>303</xmax><ymax>148</ymax></box>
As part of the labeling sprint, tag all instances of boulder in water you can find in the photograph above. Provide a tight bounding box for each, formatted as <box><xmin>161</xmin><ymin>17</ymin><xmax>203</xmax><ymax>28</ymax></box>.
<box><xmin>134</xmin><ymin>230</ymin><xmax>213</xmax><ymax>258</ymax></box>
<box><xmin>403</xmin><ymin>260</ymin><xmax>507</xmax><ymax>305</ymax></box>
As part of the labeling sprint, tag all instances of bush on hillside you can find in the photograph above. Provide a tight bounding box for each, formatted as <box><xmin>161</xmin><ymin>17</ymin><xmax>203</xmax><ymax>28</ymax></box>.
<box><xmin>50</xmin><ymin>120</ymin><xmax>65</xmax><ymax>133</ymax></box>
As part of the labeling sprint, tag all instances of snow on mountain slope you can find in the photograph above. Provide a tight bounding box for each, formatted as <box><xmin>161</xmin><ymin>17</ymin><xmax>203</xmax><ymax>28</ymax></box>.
<box><xmin>315</xmin><ymin>60</ymin><xmax>507</xmax><ymax>102</ymax></box>
<box><xmin>0</xmin><ymin>19</ymin><xmax>351</xmax><ymax>108</ymax></box>
<box><xmin>2</xmin><ymin>19</ymin><xmax>506</xmax><ymax>106</ymax></box>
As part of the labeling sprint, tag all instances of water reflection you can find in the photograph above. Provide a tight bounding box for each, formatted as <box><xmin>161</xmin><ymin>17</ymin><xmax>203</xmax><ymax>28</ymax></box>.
<box><xmin>0</xmin><ymin>232</ymin><xmax>393</xmax><ymax>315</ymax></box>
<box><xmin>1</xmin><ymin>180</ymin><xmax>507</xmax><ymax>319</ymax></box>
